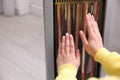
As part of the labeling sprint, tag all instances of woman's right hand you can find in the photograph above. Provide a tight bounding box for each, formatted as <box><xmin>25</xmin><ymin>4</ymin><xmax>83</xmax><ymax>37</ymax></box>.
<box><xmin>79</xmin><ymin>13</ymin><xmax>103</xmax><ymax>57</ymax></box>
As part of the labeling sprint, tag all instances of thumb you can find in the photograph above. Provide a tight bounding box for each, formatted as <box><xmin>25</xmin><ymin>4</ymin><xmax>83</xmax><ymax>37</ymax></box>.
<box><xmin>79</xmin><ymin>31</ymin><xmax>88</xmax><ymax>48</ymax></box>
<box><xmin>76</xmin><ymin>49</ymin><xmax>80</xmax><ymax>63</ymax></box>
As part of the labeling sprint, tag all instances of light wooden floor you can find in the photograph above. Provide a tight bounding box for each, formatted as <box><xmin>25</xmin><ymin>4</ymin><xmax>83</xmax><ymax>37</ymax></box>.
<box><xmin>0</xmin><ymin>14</ymin><xmax>46</xmax><ymax>80</ymax></box>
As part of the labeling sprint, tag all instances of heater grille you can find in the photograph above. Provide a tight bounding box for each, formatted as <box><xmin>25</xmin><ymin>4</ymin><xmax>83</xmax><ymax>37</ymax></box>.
<box><xmin>54</xmin><ymin>0</ymin><xmax>103</xmax><ymax>79</ymax></box>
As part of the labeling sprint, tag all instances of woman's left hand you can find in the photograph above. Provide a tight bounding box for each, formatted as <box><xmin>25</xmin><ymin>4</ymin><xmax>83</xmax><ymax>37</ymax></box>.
<box><xmin>57</xmin><ymin>33</ymin><xmax>80</xmax><ymax>69</ymax></box>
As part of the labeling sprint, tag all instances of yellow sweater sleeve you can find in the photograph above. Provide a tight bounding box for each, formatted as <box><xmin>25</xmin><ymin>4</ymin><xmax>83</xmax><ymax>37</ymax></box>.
<box><xmin>55</xmin><ymin>64</ymin><xmax>77</xmax><ymax>80</ymax></box>
<box><xmin>94</xmin><ymin>48</ymin><xmax>120</xmax><ymax>76</ymax></box>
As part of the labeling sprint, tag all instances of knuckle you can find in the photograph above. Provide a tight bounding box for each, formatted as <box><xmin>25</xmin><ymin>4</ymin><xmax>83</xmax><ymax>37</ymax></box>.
<box><xmin>91</xmin><ymin>33</ymin><xmax>95</xmax><ymax>38</ymax></box>
<box><xmin>66</xmin><ymin>43</ymin><xmax>69</xmax><ymax>47</ymax></box>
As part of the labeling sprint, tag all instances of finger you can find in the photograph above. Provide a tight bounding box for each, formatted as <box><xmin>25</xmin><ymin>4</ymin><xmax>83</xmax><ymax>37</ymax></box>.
<box><xmin>79</xmin><ymin>31</ymin><xmax>89</xmax><ymax>47</ymax></box>
<box><xmin>62</xmin><ymin>36</ymin><xmax>65</xmax><ymax>54</ymax></box>
<box><xmin>65</xmin><ymin>33</ymin><xmax>70</xmax><ymax>54</ymax></box>
<box><xmin>91</xmin><ymin>15</ymin><xmax>100</xmax><ymax>34</ymax></box>
<box><xmin>91</xmin><ymin>15</ymin><xmax>95</xmax><ymax>22</ymax></box>
<box><xmin>57</xmin><ymin>44</ymin><xmax>62</xmax><ymax>67</ymax></box>
<box><xmin>86</xmin><ymin>13</ymin><xmax>94</xmax><ymax>37</ymax></box>
<box><xmin>90</xmin><ymin>15</ymin><xmax>97</xmax><ymax>34</ymax></box>
<box><xmin>94</xmin><ymin>22</ymin><xmax>100</xmax><ymax>35</ymax></box>
<box><xmin>90</xmin><ymin>15</ymin><xmax>98</xmax><ymax>29</ymax></box>
<box><xmin>89</xmin><ymin>14</ymin><xmax>96</xmax><ymax>29</ymax></box>
<box><xmin>76</xmin><ymin>49</ymin><xmax>80</xmax><ymax>62</ymax></box>
<box><xmin>58</xmin><ymin>43</ymin><xmax>62</xmax><ymax>54</ymax></box>
<box><xmin>70</xmin><ymin>34</ymin><xmax>75</xmax><ymax>54</ymax></box>
<box><xmin>76</xmin><ymin>49</ymin><xmax>80</xmax><ymax>69</ymax></box>
<box><xmin>91</xmin><ymin>15</ymin><xmax>99</xmax><ymax>29</ymax></box>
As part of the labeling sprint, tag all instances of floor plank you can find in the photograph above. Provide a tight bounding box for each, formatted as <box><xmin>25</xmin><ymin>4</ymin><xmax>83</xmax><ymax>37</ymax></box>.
<box><xmin>0</xmin><ymin>14</ymin><xmax>46</xmax><ymax>80</ymax></box>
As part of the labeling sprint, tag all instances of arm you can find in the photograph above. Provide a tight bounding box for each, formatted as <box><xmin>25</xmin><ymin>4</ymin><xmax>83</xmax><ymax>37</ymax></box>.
<box><xmin>95</xmin><ymin>48</ymin><xmax>120</xmax><ymax>76</ymax></box>
<box><xmin>55</xmin><ymin>64</ymin><xmax>77</xmax><ymax>80</ymax></box>
<box><xmin>80</xmin><ymin>13</ymin><xmax>120</xmax><ymax>76</ymax></box>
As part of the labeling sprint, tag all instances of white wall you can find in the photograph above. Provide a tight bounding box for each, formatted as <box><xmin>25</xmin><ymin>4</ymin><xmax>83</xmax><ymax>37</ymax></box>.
<box><xmin>15</xmin><ymin>0</ymin><xmax>30</xmax><ymax>15</ymax></box>
<box><xmin>30</xmin><ymin>0</ymin><xmax>43</xmax><ymax>16</ymax></box>
<box><xmin>30</xmin><ymin>0</ymin><xmax>42</xmax><ymax>6</ymax></box>
<box><xmin>0</xmin><ymin>0</ymin><xmax>43</xmax><ymax>16</ymax></box>
<box><xmin>108</xmin><ymin>0</ymin><xmax>120</xmax><ymax>52</ymax></box>
<box><xmin>101</xmin><ymin>0</ymin><xmax>120</xmax><ymax>77</ymax></box>
<box><xmin>104</xmin><ymin>0</ymin><xmax>120</xmax><ymax>52</ymax></box>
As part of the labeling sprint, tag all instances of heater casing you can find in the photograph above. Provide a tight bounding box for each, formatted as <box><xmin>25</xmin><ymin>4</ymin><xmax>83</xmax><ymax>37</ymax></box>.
<box><xmin>43</xmin><ymin>0</ymin><xmax>116</xmax><ymax>80</ymax></box>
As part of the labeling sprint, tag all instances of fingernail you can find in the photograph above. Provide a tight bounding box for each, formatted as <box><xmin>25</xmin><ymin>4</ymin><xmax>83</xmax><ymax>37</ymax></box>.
<box><xmin>70</xmin><ymin>34</ymin><xmax>72</xmax><ymax>37</ymax></box>
<box><xmin>88</xmin><ymin>13</ymin><xmax>91</xmax><ymax>16</ymax></box>
<box><xmin>66</xmin><ymin>33</ymin><xmax>69</xmax><ymax>36</ymax></box>
<box><xmin>86</xmin><ymin>14</ymin><xmax>89</xmax><ymax>18</ymax></box>
<box><xmin>86</xmin><ymin>14</ymin><xmax>89</xmax><ymax>17</ymax></box>
<box><xmin>77</xmin><ymin>49</ymin><xmax>80</xmax><ymax>52</ymax></box>
<box><xmin>79</xmin><ymin>31</ymin><xmax>82</xmax><ymax>34</ymax></box>
<box><xmin>62</xmin><ymin>36</ymin><xmax>65</xmax><ymax>39</ymax></box>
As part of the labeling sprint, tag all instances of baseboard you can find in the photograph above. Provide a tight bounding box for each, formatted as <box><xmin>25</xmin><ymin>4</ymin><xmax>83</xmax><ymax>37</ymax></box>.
<box><xmin>30</xmin><ymin>3</ymin><xmax>43</xmax><ymax>16</ymax></box>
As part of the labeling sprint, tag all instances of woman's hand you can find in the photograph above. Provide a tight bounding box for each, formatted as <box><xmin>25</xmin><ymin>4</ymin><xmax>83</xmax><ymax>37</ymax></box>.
<box><xmin>57</xmin><ymin>33</ymin><xmax>80</xmax><ymax>69</ymax></box>
<box><xmin>80</xmin><ymin>13</ymin><xmax>103</xmax><ymax>57</ymax></box>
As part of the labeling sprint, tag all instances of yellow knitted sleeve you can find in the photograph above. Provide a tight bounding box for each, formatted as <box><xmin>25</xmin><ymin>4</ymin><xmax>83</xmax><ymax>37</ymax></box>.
<box><xmin>55</xmin><ymin>64</ymin><xmax>77</xmax><ymax>80</ymax></box>
<box><xmin>55</xmin><ymin>48</ymin><xmax>120</xmax><ymax>80</ymax></box>
<box><xmin>94</xmin><ymin>48</ymin><xmax>120</xmax><ymax>76</ymax></box>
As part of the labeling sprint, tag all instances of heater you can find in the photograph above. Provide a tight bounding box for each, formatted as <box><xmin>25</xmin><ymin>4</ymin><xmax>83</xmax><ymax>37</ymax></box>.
<box><xmin>44</xmin><ymin>0</ymin><xmax>107</xmax><ymax>80</ymax></box>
